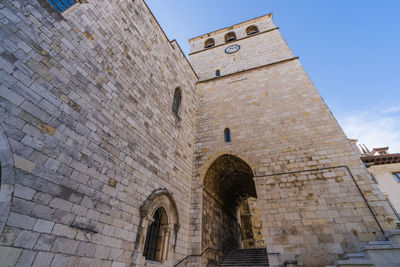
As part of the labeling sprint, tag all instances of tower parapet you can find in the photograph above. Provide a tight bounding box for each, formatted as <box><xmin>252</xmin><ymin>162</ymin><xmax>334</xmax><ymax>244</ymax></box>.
<box><xmin>189</xmin><ymin>13</ymin><xmax>295</xmax><ymax>81</ymax></box>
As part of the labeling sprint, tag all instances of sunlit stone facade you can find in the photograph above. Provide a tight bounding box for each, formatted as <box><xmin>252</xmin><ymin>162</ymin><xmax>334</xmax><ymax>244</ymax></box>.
<box><xmin>0</xmin><ymin>1</ymin><xmax>398</xmax><ymax>266</ymax></box>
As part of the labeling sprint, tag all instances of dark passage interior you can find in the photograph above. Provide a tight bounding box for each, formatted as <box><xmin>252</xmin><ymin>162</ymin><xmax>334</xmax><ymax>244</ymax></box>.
<box><xmin>202</xmin><ymin>154</ymin><xmax>260</xmax><ymax>255</ymax></box>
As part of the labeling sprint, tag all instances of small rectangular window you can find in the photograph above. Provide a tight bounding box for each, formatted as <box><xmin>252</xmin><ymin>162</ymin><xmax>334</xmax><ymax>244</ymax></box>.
<box><xmin>393</xmin><ymin>172</ymin><xmax>400</xmax><ymax>183</ymax></box>
<box><xmin>48</xmin><ymin>0</ymin><xmax>77</xmax><ymax>13</ymax></box>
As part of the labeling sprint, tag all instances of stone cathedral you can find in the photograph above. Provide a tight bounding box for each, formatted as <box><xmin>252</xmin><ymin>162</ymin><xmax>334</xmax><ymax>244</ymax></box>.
<box><xmin>0</xmin><ymin>0</ymin><xmax>399</xmax><ymax>267</ymax></box>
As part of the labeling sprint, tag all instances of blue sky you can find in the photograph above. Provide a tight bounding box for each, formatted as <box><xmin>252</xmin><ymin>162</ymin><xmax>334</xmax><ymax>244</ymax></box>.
<box><xmin>146</xmin><ymin>0</ymin><xmax>400</xmax><ymax>152</ymax></box>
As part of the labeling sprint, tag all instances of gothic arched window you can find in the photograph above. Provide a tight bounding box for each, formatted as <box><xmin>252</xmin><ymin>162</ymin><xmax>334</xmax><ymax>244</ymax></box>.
<box><xmin>246</xmin><ymin>25</ymin><xmax>259</xmax><ymax>35</ymax></box>
<box><xmin>172</xmin><ymin>88</ymin><xmax>182</xmax><ymax>115</ymax></box>
<box><xmin>224</xmin><ymin>128</ymin><xmax>231</xmax><ymax>143</ymax></box>
<box><xmin>143</xmin><ymin>207</ymin><xmax>168</xmax><ymax>262</ymax></box>
<box><xmin>216</xmin><ymin>70</ymin><xmax>221</xmax><ymax>77</ymax></box>
<box><xmin>225</xmin><ymin>32</ymin><xmax>237</xmax><ymax>43</ymax></box>
<box><xmin>205</xmin><ymin>38</ymin><xmax>215</xmax><ymax>48</ymax></box>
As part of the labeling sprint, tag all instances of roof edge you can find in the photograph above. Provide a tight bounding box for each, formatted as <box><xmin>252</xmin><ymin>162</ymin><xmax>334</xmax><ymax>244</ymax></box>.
<box><xmin>170</xmin><ymin>40</ymin><xmax>198</xmax><ymax>79</ymax></box>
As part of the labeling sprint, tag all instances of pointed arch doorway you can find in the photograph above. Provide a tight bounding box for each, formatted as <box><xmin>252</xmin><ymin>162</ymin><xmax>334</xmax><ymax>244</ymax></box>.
<box><xmin>202</xmin><ymin>154</ymin><xmax>265</xmax><ymax>261</ymax></box>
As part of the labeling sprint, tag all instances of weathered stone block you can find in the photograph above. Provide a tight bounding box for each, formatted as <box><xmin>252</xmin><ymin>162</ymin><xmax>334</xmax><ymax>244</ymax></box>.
<box><xmin>49</xmin><ymin>198</ymin><xmax>73</xmax><ymax>212</ymax></box>
<box><xmin>13</xmin><ymin>230</ymin><xmax>40</xmax><ymax>249</ymax></box>
<box><xmin>15</xmin><ymin>249</ymin><xmax>37</xmax><ymax>267</ymax></box>
<box><xmin>34</xmin><ymin>234</ymin><xmax>57</xmax><ymax>251</ymax></box>
<box><xmin>0</xmin><ymin>226</ymin><xmax>20</xmax><ymax>246</ymax></box>
<box><xmin>0</xmin><ymin>85</ymin><xmax>24</xmax><ymax>106</ymax></box>
<box><xmin>52</xmin><ymin>223</ymin><xmax>77</xmax><ymax>238</ymax></box>
<box><xmin>50</xmin><ymin>254</ymin><xmax>72</xmax><ymax>267</ymax></box>
<box><xmin>7</xmin><ymin>212</ymin><xmax>37</xmax><ymax>230</ymax></box>
<box><xmin>13</xmin><ymin>154</ymin><xmax>36</xmax><ymax>173</ymax></box>
<box><xmin>32</xmin><ymin>251</ymin><xmax>54</xmax><ymax>267</ymax></box>
<box><xmin>52</xmin><ymin>237</ymin><xmax>80</xmax><ymax>254</ymax></box>
<box><xmin>33</xmin><ymin>219</ymin><xmax>55</xmax><ymax>233</ymax></box>
<box><xmin>0</xmin><ymin>246</ymin><xmax>22</xmax><ymax>267</ymax></box>
<box><xmin>14</xmin><ymin>183</ymin><xmax>36</xmax><ymax>201</ymax></box>
<box><xmin>77</xmin><ymin>242</ymin><xmax>96</xmax><ymax>257</ymax></box>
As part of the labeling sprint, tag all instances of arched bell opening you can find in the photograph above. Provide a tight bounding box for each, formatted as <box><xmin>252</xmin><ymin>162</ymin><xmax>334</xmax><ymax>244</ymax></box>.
<box><xmin>202</xmin><ymin>154</ymin><xmax>265</xmax><ymax>258</ymax></box>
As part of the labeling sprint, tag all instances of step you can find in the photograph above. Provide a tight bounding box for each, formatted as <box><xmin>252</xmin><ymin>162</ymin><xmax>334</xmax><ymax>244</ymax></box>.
<box><xmin>222</xmin><ymin>260</ymin><xmax>268</xmax><ymax>262</ymax></box>
<box><xmin>218</xmin><ymin>248</ymin><xmax>269</xmax><ymax>267</ymax></box>
<box><xmin>221</xmin><ymin>261</ymin><xmax>268</xmax><ymax>264</ymax></box>
<box><xmin>366</xmin><ymin>241</ymin><xmax>391</xmax><ymax>246</ymax></box>
<box><xmin>385</xmin><ymin>229</ymin><xmax>400</xmax><ymax>245</ymax></box>
<box><xmin>364</xmin><ymin>241</ymin><xmax>400</xmax><ymax>266</ymax></box>
<box><xmin>222</xmin><ymin>258</ymin><xmax>268</xmax><ymax>260</ymax></box>
<box><xmin>345</xmin><ymin>253</ymin><xmax>366</xmax><ymax>259</ymax></box>
<box><xmin>219</xmin><ymin>264</ymin><xmax>268</xmax><ymax>266</ymax></box>
<box><xmin>336</xmin><ymin>259</ymin><xmax>374</xmax><ymax>267</ymax></box>
<box><xmin>225</xmin><ymin>255</ymin><xmax>268</xmax><ymax>259</ymax></box>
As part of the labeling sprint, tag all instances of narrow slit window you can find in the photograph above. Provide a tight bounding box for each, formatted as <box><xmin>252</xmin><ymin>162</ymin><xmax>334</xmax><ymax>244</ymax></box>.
<box><xmin>172</xmin><ymin>87</ymin><xmax>182</xmax><ymax>115</ymax></box>
<box><xmin>216</xmin><ymin>70</ymin><xmax>221</xmax><ymax>77</ymax></box>
<box><xmin>48</xmin><ymin>0</ymin><xmax>77</xmax><ymax>13</ymax></box>
<box><xmin>224</xmin><ymin>128</ymin><xmax>231</xmax><ymax>143</ymax></box>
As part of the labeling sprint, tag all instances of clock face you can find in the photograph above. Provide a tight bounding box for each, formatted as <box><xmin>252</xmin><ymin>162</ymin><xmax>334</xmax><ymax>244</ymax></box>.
<box><xmin>225</xmin><ymin>44</ymin><xmax>240</xmax><ymax>54</ymax></box>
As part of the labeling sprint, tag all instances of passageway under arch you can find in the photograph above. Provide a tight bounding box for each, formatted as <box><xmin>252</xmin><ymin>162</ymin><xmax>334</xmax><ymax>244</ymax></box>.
<box><xmin>202</xmin><ymin>154</ymin><xmax>261</xmax><ymax>254</ymax></box>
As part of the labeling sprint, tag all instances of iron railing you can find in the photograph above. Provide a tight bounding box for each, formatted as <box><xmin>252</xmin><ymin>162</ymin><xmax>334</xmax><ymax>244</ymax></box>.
<box><xmin>174</xmin><ymin>247</ymin><xmax>223</xmax><ymax>267</ymax></box>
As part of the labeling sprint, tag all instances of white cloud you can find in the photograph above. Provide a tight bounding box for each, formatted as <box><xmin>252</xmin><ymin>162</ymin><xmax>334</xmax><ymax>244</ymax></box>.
<box><xmin>380</xmin><ymin>106</ymin><xmax>400</xmax><ymax>114</ymax></box>
<box><xmin>338</xmin><ymin>110</ymin><xmax>400</xmax><ymax>153</ymax></box>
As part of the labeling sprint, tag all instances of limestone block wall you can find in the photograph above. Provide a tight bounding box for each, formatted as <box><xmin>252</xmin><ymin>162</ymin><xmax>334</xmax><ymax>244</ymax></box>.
<box><xmin>191</xmin><ymin>56</ymin><xmax>397</xmax><ymax>265</ymax></box>
<box><xmin>189</xmin><ymin>15</ymin><xmax>292</xmax><ymax>81</ymax></box>
<box><xmin>202</xmin><ymin>190</ymin><xmax>239</xmax><ymax>252</ymax></box>
<box><xmin>256</xmin><ymin>167</ymin><xmax>381</xmax><ymax>266</ymax></box>
<box><xmin>0</xmin><ymin>0</ymin><xmax>197</xmax><ymax>266</ymax></box>
<box><xmin>368</xmin><ymin>163</ymin><xmax>400</xmax><ymax>216</ymax></box>
<box><xmin>247</xmin><ymin>198</ymin><xmax>265</xmax><ymax>248</ymax></box>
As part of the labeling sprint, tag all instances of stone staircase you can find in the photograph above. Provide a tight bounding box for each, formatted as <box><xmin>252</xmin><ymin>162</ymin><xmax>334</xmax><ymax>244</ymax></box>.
<box><xmin>218</xmin><ymin>248</ymin><xmax>269</xmax><ymax>266</ymax></box>
<box><xmin>326</xmin><ymin>230</ymin><xmax>400</xmax><ymax>267</ymax></box>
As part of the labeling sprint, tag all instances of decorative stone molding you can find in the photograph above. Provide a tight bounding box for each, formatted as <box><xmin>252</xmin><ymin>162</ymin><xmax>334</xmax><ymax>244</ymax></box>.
<box><xmin>132</xmin><ymin>189</ymin><xmax>180</xmax><ymax>266</ymax></box>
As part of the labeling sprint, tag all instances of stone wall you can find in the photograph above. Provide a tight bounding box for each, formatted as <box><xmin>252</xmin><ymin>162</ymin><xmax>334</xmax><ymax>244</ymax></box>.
<box><xmin>190</xmin><ymin>19</ymin><xmax>397</xmax><ymax>264</ymax></box>
<box><xmin>256</xmin><ymin>167</ymin><xmax>382</xmax><ymax>266</ymax></box>
<box><xmin>1</xmin><ymin>1</ymin><xmax>398</xmax><ymax>266</ymax></box>
<box><xmin>202</xmin><ymin>190</ymin><xmax>239</xmax><ymax>253</ymax></box>
<box><xmin>245</xmin><ymin>198</ymin><xmax>265</xmax><ymax>248</ymax></box>
<box><xmin>0</xmin><ymin>0</ymin><xmax>197</xmax><ymax>266</ymax></box>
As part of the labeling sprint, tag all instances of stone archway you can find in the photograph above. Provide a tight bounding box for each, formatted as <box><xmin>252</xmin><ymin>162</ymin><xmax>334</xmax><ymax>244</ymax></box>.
<box><xmin>0</xmin><ymin>125</ymin><xmax>15</xmax><ymax>236</ymax></box>
<box><xmin>202</xmin><ymin>154</ymin><xmax>263</xmax><ymax>257</ymax></box>
<box><xmin>132</xmin><ymin>189</ymin><xmax>179</xmax><ymax>267</ymax></box>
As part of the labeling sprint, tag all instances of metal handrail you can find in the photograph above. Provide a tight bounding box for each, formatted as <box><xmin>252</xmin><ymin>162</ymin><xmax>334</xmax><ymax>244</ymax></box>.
<box><xmin>174</xmin><ymin>247</ymin><xmax>222</xmax><ymax>267</ymax></box>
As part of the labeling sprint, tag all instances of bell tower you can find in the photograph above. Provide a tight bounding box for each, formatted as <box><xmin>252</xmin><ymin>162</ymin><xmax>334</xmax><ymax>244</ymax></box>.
<box><xmin>188</xmin><ymin>13</ymin><xmax>397</xmax><ymax>266</ymax></box>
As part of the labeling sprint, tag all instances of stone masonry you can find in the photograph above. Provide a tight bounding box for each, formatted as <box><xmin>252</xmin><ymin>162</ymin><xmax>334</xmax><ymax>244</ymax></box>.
<box><xmin>0</xmin><ymin>0</ymin><xmax>197</xmax><ymax>266</ymax></box>
<box><xmin>189</xmin><ymin>13</ymin><xmax>398</xmax><ymax>266</ymax></box>
<box><xmin>0</xmin><ymin>1</ymin><xmax>398</xmax><ymax>267</ymax></box>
